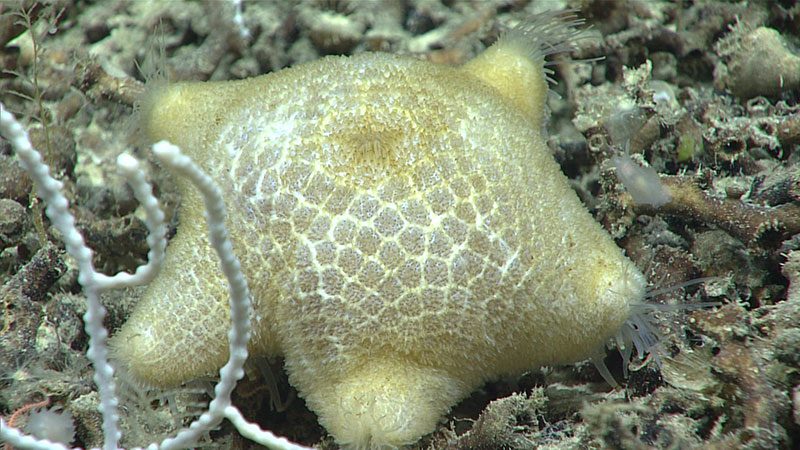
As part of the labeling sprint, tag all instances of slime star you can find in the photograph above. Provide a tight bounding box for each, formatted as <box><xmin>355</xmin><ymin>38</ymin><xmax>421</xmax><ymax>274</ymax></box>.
<box><xmin>112</xmin><ymin>12</ymin><xmax>647</xmax><ymax>448</ymax></box>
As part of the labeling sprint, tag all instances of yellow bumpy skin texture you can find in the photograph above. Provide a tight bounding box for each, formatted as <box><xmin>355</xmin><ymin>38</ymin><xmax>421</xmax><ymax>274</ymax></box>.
<box><xmin>112</xmin><ymin>13</ymin><xmax>646</xmax><ymax>449</ymax></box>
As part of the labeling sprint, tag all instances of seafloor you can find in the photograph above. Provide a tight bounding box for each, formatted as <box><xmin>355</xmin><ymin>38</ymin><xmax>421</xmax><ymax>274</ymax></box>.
<box><xmin>1</xmin><ymin>0</ymin><xmax>799</xmax><ymax>449</ymax></box>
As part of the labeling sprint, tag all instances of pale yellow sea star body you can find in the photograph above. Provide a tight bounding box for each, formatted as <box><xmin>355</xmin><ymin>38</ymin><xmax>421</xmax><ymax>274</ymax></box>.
<box><xmin>111</xmin><ymin>13</ymin><xmax>646</xmax><ymax>449</ymax></box>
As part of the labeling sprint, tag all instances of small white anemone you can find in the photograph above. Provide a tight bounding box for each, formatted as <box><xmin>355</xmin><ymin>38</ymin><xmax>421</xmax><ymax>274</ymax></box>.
<box><xmin>611</xmin><ymin>153</ymin><xmax>672</xmax><ymax>208</ymax></box>
<box><xmin>25</xmin><ymin>406</ymin><xmax>76</xmax><ymax>446</ymax></box>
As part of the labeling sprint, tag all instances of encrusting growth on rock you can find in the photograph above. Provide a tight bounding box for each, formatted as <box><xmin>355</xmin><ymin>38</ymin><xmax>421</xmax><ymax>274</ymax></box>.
<box><xmin>111</xmin><ymin>11</ymin><xmax>648</xmax><ymax>448</ymax></box>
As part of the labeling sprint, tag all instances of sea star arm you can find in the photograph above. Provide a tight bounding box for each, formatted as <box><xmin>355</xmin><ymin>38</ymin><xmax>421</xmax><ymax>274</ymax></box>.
<box><xmin>109</xmin><ymin>187</ymin><xmax>239</xmax><ymax>387</ymax></box>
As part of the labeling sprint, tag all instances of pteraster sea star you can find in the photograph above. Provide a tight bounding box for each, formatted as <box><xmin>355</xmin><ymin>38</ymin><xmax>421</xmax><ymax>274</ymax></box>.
<box><xmin>111</xmin><ymin>11</ymin><xmax>647</xmax><ymax>449</ymax></box>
